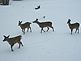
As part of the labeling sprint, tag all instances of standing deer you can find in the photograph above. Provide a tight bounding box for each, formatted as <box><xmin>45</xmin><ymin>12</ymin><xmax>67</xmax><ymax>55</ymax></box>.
<box><xmin>18</xmin><ymin>21</ymin><xmax>32</xmax><ymax>34</ymax></box>
<box><xmin>67</xmin><ymin>19</ymin><xmax>80</xmax><ymax>34</ymax></box>
<box><xmin>33</xmin><ymin>19</ymin><xmax>54</xmax><ymax>33</ymax></box>
<box><xmin>3</xmin><ymin>35</ymin><xmax>23</xmax><ymax>51</ymax></box>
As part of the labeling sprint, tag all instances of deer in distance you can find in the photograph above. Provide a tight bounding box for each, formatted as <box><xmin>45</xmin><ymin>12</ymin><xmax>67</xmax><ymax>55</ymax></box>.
<box><xmin>18</xmin><ymin>21</ymin><xmax>32</xmax><ymax>34</ymax></box>
<box><xmin>33</xmin><ymin>19</ymin><xmax>54</xmax><ymax>33</ymax></box>
<box><xmin>3</xmin><ymin>35</ymin><xmax>23</xmax><ymax>51</ymax></box>
<box><xmin>67</xmin><ymin>19</ymin><xmax>80</xmax><ymax>34</ymax></box>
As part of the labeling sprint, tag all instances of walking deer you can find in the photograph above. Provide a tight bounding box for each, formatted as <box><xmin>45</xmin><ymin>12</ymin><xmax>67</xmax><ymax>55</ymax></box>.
<box><xmin>67</xmin><ymin>19</ymin><xmax>80</xmax><ymax>34</ymax></box>
<box><xmin>33</xmin><ymin>19</ymin><xmax>54</xmax><ymax>33</ymax></box>
<box><xmin>3</xmin><ymin>35</ymin><xmax>23</xmax><ymax>51</ymax></box>
<box><xmin>18</xmin><ymin>21</ymin><xmax>32</xmax><ymax>34</ymax></box>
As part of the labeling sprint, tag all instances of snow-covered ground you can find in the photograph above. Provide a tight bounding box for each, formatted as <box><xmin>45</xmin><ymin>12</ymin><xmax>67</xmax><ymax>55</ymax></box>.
<box><xmin>0</xmin><ymin>0</ymin><xmax>81</xmax><ymax>61</ymax></box>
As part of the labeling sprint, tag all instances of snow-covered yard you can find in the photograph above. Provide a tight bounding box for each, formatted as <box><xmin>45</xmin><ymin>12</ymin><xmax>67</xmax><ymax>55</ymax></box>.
<box><xmin>0</xmin><ymin>0</ymin><xmax>81</xmax><ymax>61</ymax></box>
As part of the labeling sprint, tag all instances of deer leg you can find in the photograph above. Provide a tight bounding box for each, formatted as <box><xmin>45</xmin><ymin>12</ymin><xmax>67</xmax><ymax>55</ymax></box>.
<box><xmin>41</xmin><ymin>28</ymin><xmax>43</xmax><ymax>33</ymax></box>
<box><xmin>18</xmin><ymin>43</ymin><xmax>21</xmax><ymax>48</ymax></box>
<box><xmin>47</xmin><ymin>27</ymin><xmax>49</xmax><ymax>32</ymax></box>
<box><xmin>75</xmin><ymin>29</ymin><xmax>77</xmax><ymax>33</ymax></box>
<box><xmin>30</xmin><ymin>27</ymin><xmax>32</xmax><ymax>32</ymax></box>
<box><xmin>23</xmin><ymin>29</ymin><xmax>25</xmax><ymax>34</ymax></box>
<box><xmin>51</xmin><ymin>26</ymin><xmax>54</xmax><ymax>31</ymax></box>
<box><xmin>22</xmin><ymin>29</ymin><xmax>25</xmax><ymax>34</ymax></box>
<box><xmin>20</xmin><ymin>42</ymin><xmax>23</xmax><ymax>46</ymax></box>
<box><xmin>42</xmin><ymin>28</ymin><xmax>45</xmax><ymax>32</ymax></box>
<box><xmin>18</xmin><ymin>41</ymin><xmax>23</xmax><ymax>48</ymax></box>
<box><xmin>41</xmin><ymin>28</ymin><xmax>45</xmax><ymax>33</ymax></box>
<box><xmin>27</xmin><ymin>28</ymin><xmax>29</xmax><ymax>32</ymax></box>
<box><xmin>22</xmin><ymin>29</ymin><xmax>23</xmax><ymax>33</ymax></box>
<box><xmin>71</xmin><ymin>29</ymin><xmax>73</xmax><ymax>34</ymax></box>
<box><xmin>11</xmin><ymin>45</ymin><xmax>14</xmax><ymax>51</ymax></box>
<box><xmin>75</xmin><ymin>28</ymin><xmax>79</xmax><ymax>33</ymax></box>
<box><xmin>78</xmin><ymin>28</ymin><xmax>79</xmax><ymax>33</ymax></box>
<box><xmin>24</xmin><ymin>29</ymin><xmax>25</xmax><ymax>34</ymax></box>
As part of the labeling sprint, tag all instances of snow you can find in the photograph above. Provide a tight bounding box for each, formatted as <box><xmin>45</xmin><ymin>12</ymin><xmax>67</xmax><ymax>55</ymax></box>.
<box><xmin>0</xmin><ymin>0</ymin><xmax>81</xmax><ymax>61</ymax></box>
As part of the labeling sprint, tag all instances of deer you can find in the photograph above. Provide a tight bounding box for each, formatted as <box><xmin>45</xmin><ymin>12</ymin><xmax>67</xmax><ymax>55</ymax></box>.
<box><xmin>3</xmin><ymin>35</ymin><xmax>23</xmax><ymax>51</ymax></box>
<box><xmin>18</xmin><ymin>21</ymin><xmax>32</xmax><ymax>34</ymax></box>
<box><xmin>33</xmin><ymin>19</ymin><xmax>54</xmax><ymax>33</ymax></box>
<box><xmin>67</xmin><ymin>19</ymin><xmax>80</xmax><ymax>34</ymax></box>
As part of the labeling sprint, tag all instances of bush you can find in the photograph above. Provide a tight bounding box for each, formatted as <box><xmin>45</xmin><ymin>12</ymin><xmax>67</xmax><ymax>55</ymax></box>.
<box><xmin>13</xmin><ymin>0</ymin><xmax>22</xmax><ymax>1</ymax></box>
<box><xmin>0</xmin><ymin>0</ymin><xmax>9</xmax><ymax>5</ymax></box>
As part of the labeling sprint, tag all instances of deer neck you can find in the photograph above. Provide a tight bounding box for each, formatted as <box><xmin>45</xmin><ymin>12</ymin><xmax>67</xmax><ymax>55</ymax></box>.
<box><xmin>68</xmin><ymin>22</ymin><xmax>72</xmax><ymax>29</ymax></box>
<box><xmin>7</xmin><ymin>38</ymin><xmax>14</xmax><ymax>45</ymax></box>
<box><xmin>68</xmin><ymin>22</ymin><xmax>71</xmax><ymax>26</ymax></box>
<box><xmin>36</xmin><ymin>21</ymin><xmax>40</xmax><ymax>25</ymax></box>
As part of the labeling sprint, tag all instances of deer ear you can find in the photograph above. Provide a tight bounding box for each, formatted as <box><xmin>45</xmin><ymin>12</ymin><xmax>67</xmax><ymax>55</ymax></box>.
<box><xmin>19</xmin><ymin>21</ymin><xmax>22</xmax><ymax>23</ymax></box>
<box><xmin>3</xmin><ymin>35</ymin><xmax>6</xmax><ymax>38</ymax></box>
<box><xmin>7</xmin><ymin>35</ymin><xmax>10</xmax><ymax>38</ymax></box>
<box><xmin>68</xmin><ymin>19</ymin><xmax>71</xmax><ymax>21</ymax></box>
<box><xmin>36</xmin><ymin>18</ymin><xmax>38</xmax><ymax>21</ymax></box>
<box><xmin>19</xmin><ymin>21</ymin><xmax>22</xmax><ymax>22</ymax></box>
